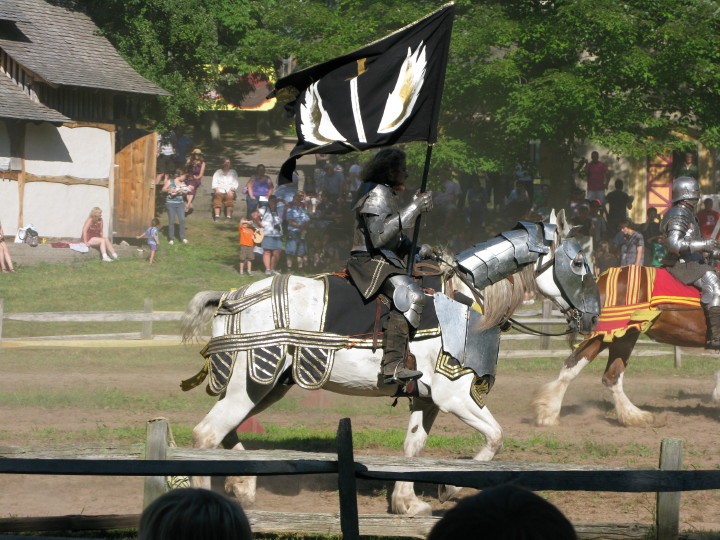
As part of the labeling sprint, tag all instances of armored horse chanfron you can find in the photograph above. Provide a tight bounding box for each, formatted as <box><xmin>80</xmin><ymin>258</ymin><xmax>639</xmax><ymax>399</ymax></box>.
<box><xmin>181</xmin><ymin>211</ymin><xmax>599</xmax><ymax>516</ymax></box>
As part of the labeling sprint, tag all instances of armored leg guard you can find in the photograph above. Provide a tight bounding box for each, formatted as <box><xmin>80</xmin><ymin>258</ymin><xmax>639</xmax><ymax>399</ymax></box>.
<box><xmin>695</xmin><ymin>271</ymin><xmax>720</xmax><ymax>349</ymax></box>
<box><xmin>704</xmin><ymin>305</ymin><xmax>720</xmax><ymax>349</ymax></box>
<box><xmin>381</xmin><ymin>311</ymin><xmax>422</xmax><ymax>384</ymax></box>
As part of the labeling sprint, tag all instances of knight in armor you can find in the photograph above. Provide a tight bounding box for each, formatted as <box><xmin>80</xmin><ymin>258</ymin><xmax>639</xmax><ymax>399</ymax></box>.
<box><xmin>346</xmin><ymin>148</ymin><xmax>433</xmax><ymax>384</ymax></box>
<box><xmin>661</xmin><ymin>176</ymin><xmax>720</xmax><ymax>348</ymax></box>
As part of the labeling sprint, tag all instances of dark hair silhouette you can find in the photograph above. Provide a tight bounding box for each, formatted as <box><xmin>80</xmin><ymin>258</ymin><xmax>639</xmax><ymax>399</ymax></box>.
<box><xmin>139</xmin><ymin>488</ymin><xmax>251</xmax><ymax>540</ymax></box>
<box><xmin>427</xmin><ymin>484</ymin><xmax>577</xmax><ymax>540</ymax></box>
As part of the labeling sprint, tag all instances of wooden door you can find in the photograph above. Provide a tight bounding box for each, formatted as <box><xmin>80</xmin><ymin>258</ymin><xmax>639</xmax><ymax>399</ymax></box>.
<box><xmin>114</xmin><ymin>132</ymin><xmax>157</xmax><ymax>237</ymax></box>
<box><xmin>647</xmin><ymin>154</ymin><xmax>673</xmax><ymax>216</ymax></box>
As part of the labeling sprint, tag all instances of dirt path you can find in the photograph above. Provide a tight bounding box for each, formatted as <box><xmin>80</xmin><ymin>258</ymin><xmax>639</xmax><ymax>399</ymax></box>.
<box><xmin>2</xmin><ymin>354</ymin><xmax>720</xmax><ymax>535</ymax></box>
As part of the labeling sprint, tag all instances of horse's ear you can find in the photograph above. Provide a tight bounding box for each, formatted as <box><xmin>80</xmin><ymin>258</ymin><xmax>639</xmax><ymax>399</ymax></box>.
<box><xmin>555</xmin><ymin>209</ymin><xmax>573</xmax><ymax>238</ymax></box>
<box><xmin>548</xmin><ymin>209</ymin><xmax>557</xmax><ymax>225</ymax></box>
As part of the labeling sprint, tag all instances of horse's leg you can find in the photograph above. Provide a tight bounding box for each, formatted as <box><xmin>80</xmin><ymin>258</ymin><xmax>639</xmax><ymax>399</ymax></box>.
<box><xmin>431</xmin><ymin>376</ymin><xmax>505</xmax><ymax>504</ymax></box>
<box><xmin>712</xmin><ymin>369</ymin><xmax>720</xmax><ymax>404</ymax></box>
<box><xmin>190</xmin><ymin>353</ymin><xmax>285</xmax><ymax>504</ymax></box>
<box><xmin>532</xmin><ymin>337</ymin><xmax>605</xmax><ymax>426</ymax></box>
<box><xmin>603</xmin><ymin>333</ymin><xmax>654</xmax><ymax>426</ymax></box>
<box><xmin>391</xmin><ymin>397</ymin><xmax>439</xmax><ymax>516</ymax></box>
<box><xmin>222</xmin><ymin>380</ymin><xmax>293</xmax><ymax>502</ymax></box>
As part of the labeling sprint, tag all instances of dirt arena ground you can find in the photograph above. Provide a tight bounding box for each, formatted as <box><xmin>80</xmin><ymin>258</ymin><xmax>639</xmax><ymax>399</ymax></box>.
<box><xmin>2</xmin><ymin>347</ymin><xmax>720</xmax><ymax>536</ymax></box>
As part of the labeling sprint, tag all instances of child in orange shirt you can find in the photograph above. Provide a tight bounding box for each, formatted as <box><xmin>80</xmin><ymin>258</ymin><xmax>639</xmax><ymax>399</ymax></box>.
<box><xmin>239</xmin><ymin>215</ymin><xmax>258</xmax><ymax>275</ymax></box>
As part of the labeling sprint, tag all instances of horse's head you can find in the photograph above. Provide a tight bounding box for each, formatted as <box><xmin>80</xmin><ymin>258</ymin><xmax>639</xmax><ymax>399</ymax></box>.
<box><xmin>535</xmin><ymin>209</ymin><xmax>600</xmax><ymax>334</ymax></box>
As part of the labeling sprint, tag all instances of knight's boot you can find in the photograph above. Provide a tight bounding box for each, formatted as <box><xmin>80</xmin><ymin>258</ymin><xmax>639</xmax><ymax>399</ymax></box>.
<box><xmin>705</xmin><ymin>305</ymin><xmax>720</xmax><ymax>349</ymax></box>
<box><xmin>381</xmin><ymin>311</ymin><xmax>422</xmax><ymax>384</ymax></box>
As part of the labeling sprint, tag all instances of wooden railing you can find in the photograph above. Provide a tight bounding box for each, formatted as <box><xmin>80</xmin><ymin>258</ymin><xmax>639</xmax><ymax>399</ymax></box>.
<box><xmin>1</xmin><ymin>418</ymin><xmax>718</xmax><ymax>540</ymax></box>
<box><xmin>0</xmin><ymin>298</ymin><xmax>696</xmax><ymax>368</ymax></box>
<box><xmin>0</xmin><ymin>298</ymin><xmax>182</xmax><ymax>343</ymax></box>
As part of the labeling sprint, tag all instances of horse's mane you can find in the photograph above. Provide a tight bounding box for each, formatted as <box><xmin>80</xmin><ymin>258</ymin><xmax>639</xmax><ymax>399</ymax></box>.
<box><xmin>437</xmin><ymin>250</ymin><xmax>536</xmax><ymax>330</ymax></box>
<box><xmin>479</xmin><ymin>264</ymin><xmax>536</xmax><ymax>330</ymax></box>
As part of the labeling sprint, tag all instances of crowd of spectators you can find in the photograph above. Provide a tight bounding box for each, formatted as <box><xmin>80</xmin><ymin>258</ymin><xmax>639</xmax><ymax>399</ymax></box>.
<box><xmin>78</xmin><ymin>139</ymin><xmax>711</xmax><ymax>280</ymax></box>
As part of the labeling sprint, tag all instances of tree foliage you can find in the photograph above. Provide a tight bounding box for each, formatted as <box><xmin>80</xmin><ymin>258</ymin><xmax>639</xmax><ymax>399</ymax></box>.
<box><xmin>80</xmin><ymin>0</ymin><xmax>720</xmax><ymax>170</ymax></box>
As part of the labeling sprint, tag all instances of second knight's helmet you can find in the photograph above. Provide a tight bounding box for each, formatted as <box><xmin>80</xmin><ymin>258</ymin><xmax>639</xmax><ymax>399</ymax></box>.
<box><xmin>671</xmin><ymin>176</ymin><xmax>701</xmax><ymax>205</ymax></box>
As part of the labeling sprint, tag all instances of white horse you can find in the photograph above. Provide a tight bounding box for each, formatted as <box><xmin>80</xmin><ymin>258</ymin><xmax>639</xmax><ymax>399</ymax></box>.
<box><xmin>180</xmin><ymin>211</ymin><xmax>599</xmax><ymax>516</ymax></box>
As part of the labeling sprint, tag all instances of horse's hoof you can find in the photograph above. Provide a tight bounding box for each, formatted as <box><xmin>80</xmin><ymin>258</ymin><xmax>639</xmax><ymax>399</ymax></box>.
<box><xmin>534</xmin><ymin>415</ymin><xmax>560</xmax><ymax>427</ymax></box>
<box><xmin>438</xmin><ymin>484</ymin><xmax>462</xmax><ymax>503</ymax></box>
<box><xmin>225</xmin><ymin>475</ymin><xmax>257</xmax><ymax>506</ymax></box>
<box><xmin>400</xmin><ymin>500</ymin><xmax>433</xmax><ymax>517</ymax></box>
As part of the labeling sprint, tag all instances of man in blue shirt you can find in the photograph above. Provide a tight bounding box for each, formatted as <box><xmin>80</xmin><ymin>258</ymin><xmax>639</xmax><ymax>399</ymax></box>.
<box><xmin>284</xmin><ymin>191</ymin><xmax>310</xmax><ymax>272</ymax></box>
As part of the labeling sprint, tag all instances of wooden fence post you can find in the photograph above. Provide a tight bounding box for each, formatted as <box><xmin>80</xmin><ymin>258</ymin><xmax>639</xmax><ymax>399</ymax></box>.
<box><xmin>144</xmin><ymin>417</ymin><xmax>169</xmax><ymax>509</ymax></box>
<box><xmin>673</xmin><ymin>346</ymin><xmax>682</xmax><ymax>369</ymax></box>
<box><xmin>541</xmin><ymin>299</ymin><xmax>552</xmax><ymax>350</ymax></box>
<box><xmin>656</xmin><ymin>438</ymin><xmax>683</xmax><ymax>540</ymax></box>
<box><xmin>141</xmin><ymin>299</ymin><xmax>153</xmax><ymax>340</ymax></box>
<box><xmin>336</xmin><ymin>418</ymin><xmax>360</xmax><ymax>540</ymax></box>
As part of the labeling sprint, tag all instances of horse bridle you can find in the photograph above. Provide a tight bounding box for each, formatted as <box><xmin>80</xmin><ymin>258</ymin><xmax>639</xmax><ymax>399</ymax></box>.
<box><xmin>531</xmin><ymin>239</ymin><xmax>590</xmax><ymax>334</ymax></box>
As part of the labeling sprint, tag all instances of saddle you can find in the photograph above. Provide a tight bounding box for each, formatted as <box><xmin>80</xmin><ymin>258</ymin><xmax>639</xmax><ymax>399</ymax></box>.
<box><xmin>589</xmin><ymin>266</ymin><xmax>700</xmax><ymax>342</ymax></box>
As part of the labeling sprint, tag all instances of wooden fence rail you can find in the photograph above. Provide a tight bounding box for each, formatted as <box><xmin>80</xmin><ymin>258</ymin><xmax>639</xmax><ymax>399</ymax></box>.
<box><xmin>0</xmin><ymin>299</ymin><xmax>696</xmax><ymax>366</ymax></box>
<box><xmin>0</xmin><ymin>418</ymin><xmax>715</xmax><ymax>540</ymax></box>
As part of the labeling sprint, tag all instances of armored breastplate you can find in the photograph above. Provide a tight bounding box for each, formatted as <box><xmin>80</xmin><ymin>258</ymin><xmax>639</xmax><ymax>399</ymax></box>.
<box><xmin>662</xmin><ymin>205</ymin><xmax>702</xmax><ymax>261</ymax></box>
<box><xmin>351</xmin><ymin>183</ymin><xmax>403</xmax><ymax>254</ymax></box>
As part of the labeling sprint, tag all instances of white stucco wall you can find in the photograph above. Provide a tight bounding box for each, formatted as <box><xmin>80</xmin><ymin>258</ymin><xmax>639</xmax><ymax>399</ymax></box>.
<box><xmin>23</xmin><ymin>183</ymin><xmax>110</xmax><ymax>239</ymax></box>
<box><xmin>25</xmin><ymin>124</ymin><xmax>112</xmax><ymax>179</ymax></box>
<box><xmin>4</xmin><ymin>123</ymin><xmax>113</xmax><ymax>238</ymax></box>
<box><xmin>0</xmin><ymin>178</ymin><xmax>19</xmax><ymax>234</ymax></box>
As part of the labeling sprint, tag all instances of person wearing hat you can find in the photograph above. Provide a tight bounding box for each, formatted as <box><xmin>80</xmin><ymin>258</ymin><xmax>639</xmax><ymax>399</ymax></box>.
<box><xmin>184</xmin><ymin>148</ymin><xmax>206</xmax><ymax>213</ymax></box>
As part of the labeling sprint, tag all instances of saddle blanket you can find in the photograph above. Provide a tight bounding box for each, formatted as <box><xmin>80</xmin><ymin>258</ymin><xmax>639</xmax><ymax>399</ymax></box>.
<box><xmin>182</xmin><ymin>273</ymin><xmax>442</xmax><ymax>396</ymax></box>
<box><xmin>588</xmin><ymin>266</ymin><xmax>700</xmax><ymax>342</ymax></box>
<box><xmin>324</xmin><ymin>274</ymin><xmax>440</xmax><ymax>337</ymax></box>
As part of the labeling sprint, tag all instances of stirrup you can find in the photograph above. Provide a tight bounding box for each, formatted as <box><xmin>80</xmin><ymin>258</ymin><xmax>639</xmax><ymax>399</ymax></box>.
<box><xmin>382</xmin><ymin>363</ymin><xmax>423</xmax><ymax>385</ymax></box>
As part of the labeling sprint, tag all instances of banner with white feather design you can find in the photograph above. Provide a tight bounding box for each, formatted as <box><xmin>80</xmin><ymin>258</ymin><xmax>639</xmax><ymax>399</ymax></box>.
<box><xmin>269</xmin><ymin>3</ymin><xmax>455</xmax><ymax>184</ymax></box>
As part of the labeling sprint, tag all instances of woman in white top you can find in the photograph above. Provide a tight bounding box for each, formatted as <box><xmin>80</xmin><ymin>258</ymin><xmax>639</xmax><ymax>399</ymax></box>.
<box><xmin>211</xmin><ymin>158</ymin><xmax>239</xmax><ymax>221</ymax></box>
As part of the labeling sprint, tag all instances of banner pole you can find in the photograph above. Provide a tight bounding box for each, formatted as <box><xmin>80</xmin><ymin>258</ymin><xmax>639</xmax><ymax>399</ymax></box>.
<box><xmin>407</xmin><ymin>144</ymin><xmax>433</xmax><ymax>276</ymax></box>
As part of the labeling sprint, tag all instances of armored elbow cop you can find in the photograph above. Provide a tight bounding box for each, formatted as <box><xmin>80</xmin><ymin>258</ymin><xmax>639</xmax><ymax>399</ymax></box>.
<box><xmin>383</xmin><ymin>274</ymin><xmax>425</xmax><ymax>327</ymax></box>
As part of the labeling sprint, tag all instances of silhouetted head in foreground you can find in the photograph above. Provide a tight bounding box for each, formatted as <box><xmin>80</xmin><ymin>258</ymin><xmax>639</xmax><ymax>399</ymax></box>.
<box><xmin>139</xmin><ymin>488</ymin><xmax>252</xmax><ymax>540</ymax></box>
<box><xmin>427</xmin><ymin>484</ymin><xmax>577</xmax><ymax>540</ymax></box>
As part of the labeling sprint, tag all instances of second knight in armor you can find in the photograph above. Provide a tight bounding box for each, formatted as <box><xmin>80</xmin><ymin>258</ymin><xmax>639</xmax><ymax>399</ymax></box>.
<box><xmin>346</xmin><ymin>148</ymin><xmax>433</xmax><ymax>384</ymax></box>
<box><xmin>661</xmin><ymin>176</ymin><xmax>720</xmax><ymax>348</ymax></box>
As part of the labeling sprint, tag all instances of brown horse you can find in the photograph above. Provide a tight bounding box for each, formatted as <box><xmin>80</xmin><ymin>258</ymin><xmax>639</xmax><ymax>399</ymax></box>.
<box><xmin>532</xmin><ymin>265</ymin><xmax>720</xmax><ymax>427</ymax></box>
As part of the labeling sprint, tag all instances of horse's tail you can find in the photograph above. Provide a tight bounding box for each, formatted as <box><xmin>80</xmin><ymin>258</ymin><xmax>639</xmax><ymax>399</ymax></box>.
<box><xmin>181</xmin><ymin>291</ymin><xmax>224</xmax><ymax>343</ymax></box>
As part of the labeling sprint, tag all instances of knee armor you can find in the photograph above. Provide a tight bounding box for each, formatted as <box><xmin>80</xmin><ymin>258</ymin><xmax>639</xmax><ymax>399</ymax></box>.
<box><xmin>383</xmin><ymin>274</ymin><xmax>425</xmax><ymax>328</ymax></box>
<box><xmin>695</xmin><ymin>270</ymin><xmax>720</xmax><ymax>308</ymax></box>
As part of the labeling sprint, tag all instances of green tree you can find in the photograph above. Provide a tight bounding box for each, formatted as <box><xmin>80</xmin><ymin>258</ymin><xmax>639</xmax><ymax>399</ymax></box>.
<box><xmin>81</xmin><ymin>0</ymin><xmax>720</xmax><ymax>184</ymax></box>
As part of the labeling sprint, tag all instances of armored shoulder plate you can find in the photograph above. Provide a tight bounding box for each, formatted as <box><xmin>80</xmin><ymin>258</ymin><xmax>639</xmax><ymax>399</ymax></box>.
<box><xmin>662</xmin><ymin>205</ymin><xmax>694</xmax><ymax>234</ymax></box>
<box><xmin>357</xmin><ymin>183</ymin><xmax>395</xmax><ymax>217</ymax></box>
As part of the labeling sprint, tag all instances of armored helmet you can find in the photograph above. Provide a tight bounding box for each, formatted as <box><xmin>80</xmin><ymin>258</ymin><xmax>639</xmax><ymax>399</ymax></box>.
<box><xmin>671</xmin><ymin>176</ymin><xmax>701</xmax><ymax>204</ymax></box>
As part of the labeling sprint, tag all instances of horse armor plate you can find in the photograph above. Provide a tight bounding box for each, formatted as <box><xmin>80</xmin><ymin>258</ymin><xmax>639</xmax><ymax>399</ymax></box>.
<box><xmin>249</xmin><ymin>345</ymin><xmax>287</xmax><ymax>385</ymax></box>
<box><xmin>292</xmin><ymin>347</ymin><xmax>335</xmax><ymax>390</ymax></box>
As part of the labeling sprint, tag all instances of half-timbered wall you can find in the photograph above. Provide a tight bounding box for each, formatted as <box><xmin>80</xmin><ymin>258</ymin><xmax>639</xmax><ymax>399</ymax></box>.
<box><xmin>0</xmin><ymin>119</ymin><xmax>113</xmax><ymax>238</ymax></box>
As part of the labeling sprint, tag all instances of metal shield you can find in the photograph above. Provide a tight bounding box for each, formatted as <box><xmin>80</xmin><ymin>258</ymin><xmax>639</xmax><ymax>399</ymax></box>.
<box><xmin>434</xmin><ymin>292</ymin><xmax>470</xmax><ymax>361</ymax></box>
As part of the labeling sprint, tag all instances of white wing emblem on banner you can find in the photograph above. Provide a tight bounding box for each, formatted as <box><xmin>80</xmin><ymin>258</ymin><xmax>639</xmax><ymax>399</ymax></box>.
<box><xmin>299</xmin><ymin>81</ymin><xmax>347</xmax><ymax>145</ymax></box>
<box><xmin>377</xmin><ymin>42</ymin><xmax>427</xmax><ymax>134</ymax></box>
